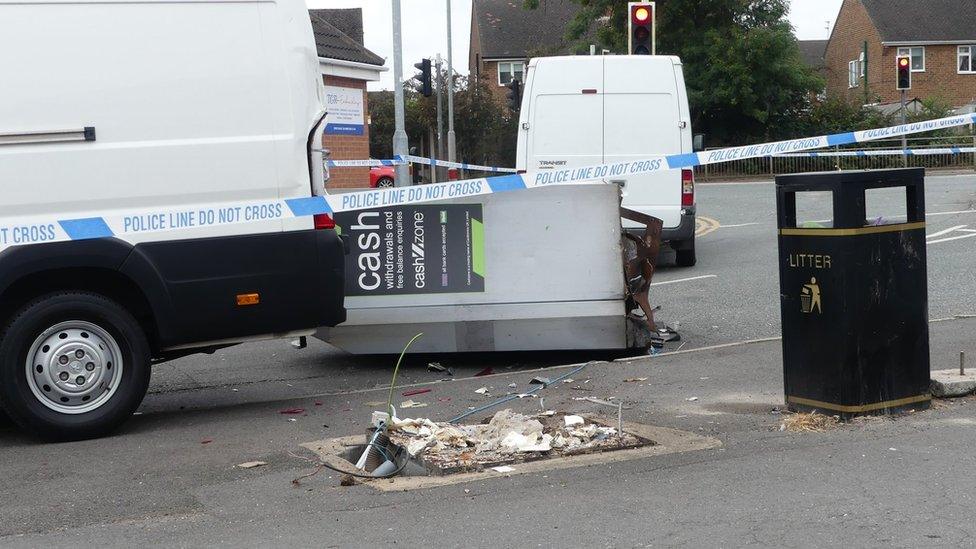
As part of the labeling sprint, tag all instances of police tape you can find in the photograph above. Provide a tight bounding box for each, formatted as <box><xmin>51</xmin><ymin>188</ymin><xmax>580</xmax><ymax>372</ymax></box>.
<box><xmin>774</xmin><ymin>147</ymin><xmax>976</xmax><ymax>158</ymax></box>
<box><xmin>324</xmin><ymin>154</ymin><xmax>517</xmax><ymax>173</ymax></box>
<box><xmin>324</xmin><ymin>157</ymin><xmax>403</xmax><ymax>167</ymax></box>
<box><xmin>5</xmin><ymin>112</ymin><xmax>975</xmax><ymax>251</ymax></box>
<box><xmin>403</xmin><ymin>155</ymin><xmax>518</xmax><ymax>173</ymax></box>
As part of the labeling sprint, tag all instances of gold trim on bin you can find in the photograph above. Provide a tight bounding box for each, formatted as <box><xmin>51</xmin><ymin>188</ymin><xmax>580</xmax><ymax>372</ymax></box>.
<box><xmin>779</xmin><ymin>222</ymin><xmax>926</xmax><ymax>237</ymax></box>
<box><xmin>786</xmin><ymin>394</ymin><xmax>931</xmax><ymax>413</ymax></box>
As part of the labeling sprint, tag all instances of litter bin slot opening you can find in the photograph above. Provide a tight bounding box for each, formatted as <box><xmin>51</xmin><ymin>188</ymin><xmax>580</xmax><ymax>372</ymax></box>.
<box><xmin>785</xmin><ymin>191</ymin><xmax>834</xmax><ymax>229</ymax></box>
<box><xmin>864</xmin><ymin>186</ymin><xmax>907</xmax><ymax>226</ymax></box>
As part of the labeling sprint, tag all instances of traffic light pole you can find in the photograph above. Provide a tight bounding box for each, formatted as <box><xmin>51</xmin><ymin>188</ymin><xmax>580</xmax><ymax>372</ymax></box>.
<box><xmin>391</xmin><ymin>0</ymin><xmax>410</xmax><ymax>187</ymax></box>
<box><xmin>434</xmin><ymin>54</ymin><xmax>444</xmax><ymax>183</ymax></box>
<box><xmin>446</xmin><ymin>0</ymin><xmax>457</xmax><ymax>175</ymax></box>
<box><xmin>900</xmin><ymin>89</ymin><xmax>908</xmax><ymax>168</ymax></box>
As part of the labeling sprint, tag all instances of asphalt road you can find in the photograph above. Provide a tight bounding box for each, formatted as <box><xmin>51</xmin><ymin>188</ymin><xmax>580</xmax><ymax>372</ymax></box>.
<box><xmin>652</xmin><ymin>172</ymin><xmax>976</xmax><ymax>346</ymax></box>
<box><xmin>2</xmin><ymin>172</ymin><xmax>975</xmax><ymax>546</ymax></box>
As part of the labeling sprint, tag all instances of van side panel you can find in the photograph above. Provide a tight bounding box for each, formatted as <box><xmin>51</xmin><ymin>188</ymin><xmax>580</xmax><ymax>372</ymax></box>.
<box><xmin>0</xmin><ymin>0</ymin><xmax>282</xmax><ymax>241</ymax></box>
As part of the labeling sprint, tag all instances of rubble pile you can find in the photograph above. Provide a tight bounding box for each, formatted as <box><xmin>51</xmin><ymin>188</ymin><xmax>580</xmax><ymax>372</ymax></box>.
<box><xmin>387</xmin><ymin>409</ymin><xmax>643</xmax><ymax>471</ymax></box>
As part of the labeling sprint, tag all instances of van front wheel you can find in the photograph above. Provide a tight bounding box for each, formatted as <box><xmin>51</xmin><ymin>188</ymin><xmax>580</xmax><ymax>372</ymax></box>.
<box><xmin>0</xmin><ymin>292</ymin><xmax>151</xmax><ymax>441</ymax></box>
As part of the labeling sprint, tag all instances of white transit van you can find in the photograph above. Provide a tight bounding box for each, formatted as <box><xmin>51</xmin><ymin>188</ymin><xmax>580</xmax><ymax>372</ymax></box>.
<box><xmin>0</xmin><ymin>0</ymin><xmax>344</xmax><ymax>439</ymax></box>
<box><xmin>516</xmin><ymin>55</ymin><xmax>697</xmax><ymax>266</ymax></box>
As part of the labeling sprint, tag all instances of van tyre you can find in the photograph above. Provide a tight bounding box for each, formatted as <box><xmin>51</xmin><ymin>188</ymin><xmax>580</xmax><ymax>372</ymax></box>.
<box><xmin>675</xmin><ymin>237</ymin><xmax>696</xmax><ymax>267</ymax></box>
<box><xmin>0</xmin><ymin>292</ymin><xmax>151</xmax><ymax>441</ymax></box>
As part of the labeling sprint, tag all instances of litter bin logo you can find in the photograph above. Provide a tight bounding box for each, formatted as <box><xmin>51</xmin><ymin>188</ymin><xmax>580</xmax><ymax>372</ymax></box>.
<box><xmin>800</xmin><ymin>277</ymin><xmax>822</xmax><ymax>314</ymax></box>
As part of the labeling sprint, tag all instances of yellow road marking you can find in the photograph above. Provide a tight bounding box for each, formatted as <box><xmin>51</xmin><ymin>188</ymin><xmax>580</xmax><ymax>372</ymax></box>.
<box><xmin>696</xmin><ymin>216</ymin><xmax>720</xmax><ymax>237</ymax></box>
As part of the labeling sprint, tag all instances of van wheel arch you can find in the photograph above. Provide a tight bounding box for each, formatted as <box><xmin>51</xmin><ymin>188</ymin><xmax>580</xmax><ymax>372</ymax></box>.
<box><xmin>0</xmin><ymin>267</ymin><xmax>159</xmax><ymax>354</ymax></box>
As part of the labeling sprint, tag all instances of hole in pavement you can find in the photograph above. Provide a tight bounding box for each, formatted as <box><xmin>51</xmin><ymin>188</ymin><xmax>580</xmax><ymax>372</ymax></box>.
<box><xmin>333</xmin><ymin>414</ymin><xmax>656</xmax><ymax>478</ymax></box>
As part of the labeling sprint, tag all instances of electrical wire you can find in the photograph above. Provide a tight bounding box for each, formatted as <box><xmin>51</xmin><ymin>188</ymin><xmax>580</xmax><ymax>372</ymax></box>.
<box><xmin>448</xmin><ymin>363</ymin><xmax>588</xmax><ymax>423</ymax></box>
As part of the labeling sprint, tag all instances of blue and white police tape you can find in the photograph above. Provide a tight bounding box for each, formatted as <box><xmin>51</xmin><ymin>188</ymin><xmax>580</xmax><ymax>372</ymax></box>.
<box><xmin>7</xmin><ymin>112</ymin><xmax>975</xmax><ymax>251</ymax></box>
<box><xmin>323</xmin><ymin>154</ymin><xmax>517</xmax><ymax>173</ymax></box>
<box><xmin>324</xmin><ymin>157</ymin><xmax>405</xmax><ymax>167</ymax></box>
<box><xmin>403</xmin><ymin>155</ymin><xmax>518</xmax><ymax>173</ymax></box>
<box><xmin>775</xmin><ymin>147</ymin><xmax>976</xmax><ymax>158</ymax></box>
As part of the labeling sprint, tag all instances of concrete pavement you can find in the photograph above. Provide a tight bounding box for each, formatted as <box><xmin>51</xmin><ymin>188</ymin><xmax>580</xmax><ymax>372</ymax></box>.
<box><xmin>2</xmin><ymin>316</ymin><xmax>975</xmax><ymax>547</ymax></box>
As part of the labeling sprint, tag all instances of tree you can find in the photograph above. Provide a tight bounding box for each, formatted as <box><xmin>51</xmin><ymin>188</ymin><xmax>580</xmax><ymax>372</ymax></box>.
<box><xmin>367</xmin><ymin>72</ymin><xmax>517</xmax><ymax>169</ymax></box>
<box><xmin>524</xmin><ymin>0</ymin><xmax>824</xmax><ymax>145</ymax></box>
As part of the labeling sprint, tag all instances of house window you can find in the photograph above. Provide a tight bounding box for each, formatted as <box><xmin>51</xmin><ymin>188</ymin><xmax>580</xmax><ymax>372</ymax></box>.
<box><xmin>960</xmin><ymin>46</ymin><xmax>975</xmax><ymax>74</ymax></box>
<box><xmin>859</xmin><ymin>52</ymin><xmax>866</xmax><ymax>77</ymax></box>
<box><xmin>896</xmin><ymin>46</ymin><xmax>925</xmax><ymax>72</ymax></box>
<box><xmin>497</xmin><ymin>61</ymin><xmax>525</xmax><ymax>86</ymax></box>
<box><xmin>848</xmin><ymin>60</ymin><xmax>860</xmax><ymax>88</ymax></box>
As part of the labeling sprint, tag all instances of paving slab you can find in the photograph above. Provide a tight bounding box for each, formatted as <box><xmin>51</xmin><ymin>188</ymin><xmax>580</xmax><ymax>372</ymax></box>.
<box><xmin>931</xmin><ymin>368</ymin><xmax>976</xmax><ymax>397</ymax></box>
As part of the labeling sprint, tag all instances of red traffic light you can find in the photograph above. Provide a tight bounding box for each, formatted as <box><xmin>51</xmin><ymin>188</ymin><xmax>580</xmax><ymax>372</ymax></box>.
<box><xmin>632</xmin><ymin>5</ymin><xmax>650</xmax><ymax>23</ymax></box>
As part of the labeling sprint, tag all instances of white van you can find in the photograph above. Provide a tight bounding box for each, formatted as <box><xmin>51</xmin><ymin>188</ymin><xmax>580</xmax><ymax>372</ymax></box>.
<box><xmin>0</xmin><ymin>0</ymin><xmax>344</xmax><ymax>439</ymax></box>
<box><xmin>516</xmin><ymin>55</ymin><xmax>697</xmax><ymax>266</ymax></box>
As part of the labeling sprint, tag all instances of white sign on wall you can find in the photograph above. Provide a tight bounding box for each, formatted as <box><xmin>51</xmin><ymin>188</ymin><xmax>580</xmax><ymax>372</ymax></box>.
<box><xmin>324</xmin><ymin>85</ymin><xmax>365</xmax><ymax>135</ymax></box>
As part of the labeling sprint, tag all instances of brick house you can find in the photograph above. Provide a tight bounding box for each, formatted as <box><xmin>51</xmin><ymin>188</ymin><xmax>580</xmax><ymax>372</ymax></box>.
<box><xmin>468</xmin><ymin>0</ymin><xmax>583</xmax><ymax>104</ymax></box>
<box><xmin>824</xmin><ymin>0</ymin><xmax>976</xmax><ymax>110</ymax></box>
<box><xmin>310</xmin><ymin>9</ymin><xmax>387</xmax><ymax>188</ymax></box>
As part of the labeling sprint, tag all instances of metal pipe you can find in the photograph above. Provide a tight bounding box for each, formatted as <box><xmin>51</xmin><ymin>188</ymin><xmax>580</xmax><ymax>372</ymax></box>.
<box><xmin>391</xmin><ymin>0</ymin><xmax>410</xmax><ymax>186</ymax></box>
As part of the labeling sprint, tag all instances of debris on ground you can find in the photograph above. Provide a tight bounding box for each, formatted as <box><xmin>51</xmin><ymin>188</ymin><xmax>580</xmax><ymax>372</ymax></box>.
<box><xmin>474</xmin><ymin>387</ymin><xmax>490</xmax><ymax>395</ymax></box>
<box><xmin>491</xmin><ymin>465</ymin><xmax>515</xmax><ymax>473</ymax></box>
<box><xmin>387</xmin><ymin>409</ymin><xmax>642</xmax><ymax>472</ymax></box>
<box><xmin>564</xmin><ymin>415</ymin><xmax>584</xmax><ymax>427</ymax></box>
<box><xmin>529</xmin><ymin>376</ymin><xmax>551</xmax><ymax>385</ymax></box>
<box><xmin>474</xmin><ymin>367</ymin><xmax>494</xmax><ymax>377</ymax></box>
<box><xmin>562</xmin><ymin>379</ymin><xmax>574</xmax><ymax>384</ymax></box>
<box><xmin>340</xmin><ymin>474</ymin><xmax>357</xmax><ymax>486</ymax></box>
<box><xmin>200</xmin><ymin>438</ymin><xmax>213</xmax><ymax>445</ymax></box>
<box><xmin>508</xmin><ymin>383</ymin><xmax>518</xmax><ymax>389</ymax></box>
<box><xmin>427</xmin><ymin>362</ymin><xmax>453</xmax><ymax>375</ymax></box>
<box><xmin>400</xmin><ymin>400</ymin><xmax>428</xmax><ymax>409</ymax></box>
<box><xmin>402</xmin><ymin>388</ymin><xmax>432</xmax><ymax>397</ymax></box>
<box><xmin>236</xmin><ymin>461</ymin><xmax>268</xmax><ymax>469</ymax></box>
<box><xmin>686</xmin><ymin>397</ymin><xmax>699</xmax><ymax>402</ymax></box>
<box><xmin>279</xmin><ymin>407</ymin><xmax>305</xmax><ymax>415</ymax></box>
<box><xmin>779</xmin><ymin>412</ymin><xmax>840</xmax><ymax>433</ymax></box>
<box><xmin>623</xmin><ymin>377</ymin><xmax>648</xmax><ymax>383</ymax></box>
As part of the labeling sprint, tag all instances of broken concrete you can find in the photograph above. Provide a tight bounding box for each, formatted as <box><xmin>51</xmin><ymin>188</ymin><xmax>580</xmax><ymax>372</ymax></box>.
<box><xmin>301</xmin><ymin>420</ymin><xmax>721</xmax><ymax>491</ymax></box>
<box><xmin>930</xmin><ymin>369</ymin><xmax>976</xmax><ymax>398</ymax></box>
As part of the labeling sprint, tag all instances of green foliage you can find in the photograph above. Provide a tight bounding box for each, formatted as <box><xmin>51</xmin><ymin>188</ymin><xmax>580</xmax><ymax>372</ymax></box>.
<box><xmin>526</xmin><ymin>0</ymin><xmax>824</xmax><ymax>145</ymax></box>
<box><xmin>368</xmin><ymin>72</ymin><xmax>517</xmax><ymax>168</ymax></box>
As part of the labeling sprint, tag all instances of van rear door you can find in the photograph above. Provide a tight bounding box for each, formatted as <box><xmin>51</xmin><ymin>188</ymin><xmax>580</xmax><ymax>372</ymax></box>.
<box><xmin>521</xmin><ymin>57</ymin><xmax>603</xmax><ymax>180</ymax></box>
<box><xmin>603</xmin><ymin>56</ymin><xmax>683</xmax><ymax>229</ymax></box>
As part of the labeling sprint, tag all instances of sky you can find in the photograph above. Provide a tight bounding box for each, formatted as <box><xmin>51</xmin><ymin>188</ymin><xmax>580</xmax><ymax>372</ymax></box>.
<box><xmin>310</xmin><ymin>0</ymin><xmax>846</xmax><ymax>91</ymax></box>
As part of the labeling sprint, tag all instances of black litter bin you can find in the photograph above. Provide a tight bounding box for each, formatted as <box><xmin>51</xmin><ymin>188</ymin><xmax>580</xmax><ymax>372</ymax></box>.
<box><xmin>776</xmin><ymin>168</ymin><xmax>930</xmax><ymax>417</ymax></box>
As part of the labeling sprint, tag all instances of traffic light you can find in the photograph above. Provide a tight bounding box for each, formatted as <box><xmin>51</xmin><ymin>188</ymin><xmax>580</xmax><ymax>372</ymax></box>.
<box><xmin>414</xmin><ymin>58</ymin><xmax>432</xmax><ymax>97</ymax></box>
<box><xmin>506</xmin><ymin>78</ymin><xmax>522</xmax><ymax>112</ymax></box>
<box><xmin>628</xmin><ymin>2</ymin><xmax>655</xmax><ymax>55</ymax></box>
<box><xmin>896</xmin><ymin>55</ymin><xmax>911</xmax><ymax>90</ymax></box>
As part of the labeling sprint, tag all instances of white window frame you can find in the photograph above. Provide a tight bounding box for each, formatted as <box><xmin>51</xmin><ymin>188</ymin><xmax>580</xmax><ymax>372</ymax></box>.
<box><xmin>848</xmin><ymin>60</ymin><xmax>860</xmax><ymax>88</ymax></box>
<box><xmin>959</xmin><ymin>45</ymin><xmax>975</xmax><ymax>74</ymax></box>
<box><xmin>496</xmin><ymin>60</ymin><xmax>525</xmax><ymax>86</ymax></box>
<box><xmin>859</xmin><ymin>52</ymin><xmax>866</xmax><ymax>77</ymax></box>
<box><xmin>897</xmin><ymin>46</ymin><xmax>925</xmax><ymax>72</ymax></box>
